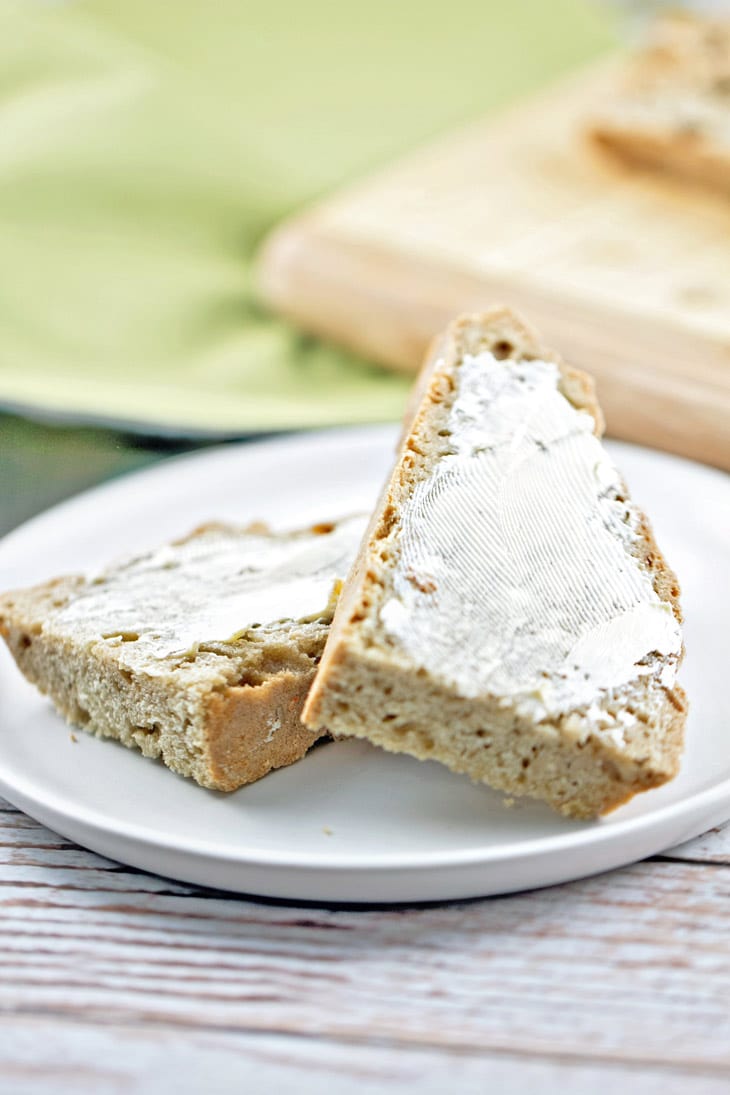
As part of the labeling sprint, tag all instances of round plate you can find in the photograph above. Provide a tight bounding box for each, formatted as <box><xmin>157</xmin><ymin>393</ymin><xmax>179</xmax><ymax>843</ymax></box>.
<box><xmin>0</xmin><ymin>426</ymin><xmax>728</xmax><ymax>903</ymax></box>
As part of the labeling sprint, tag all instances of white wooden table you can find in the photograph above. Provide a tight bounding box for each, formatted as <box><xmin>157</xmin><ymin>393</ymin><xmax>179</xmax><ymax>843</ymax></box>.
<box><xmin>1</xmin><ymin>794</ymin><xmax>728</xmax><ymax>1094</ymax></box>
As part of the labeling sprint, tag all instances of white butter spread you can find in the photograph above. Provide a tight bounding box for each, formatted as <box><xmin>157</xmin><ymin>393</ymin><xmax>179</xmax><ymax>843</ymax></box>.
<box><xmin>379</xmin><ymin>353</ymin><xmax>682</xmax><ymax>722</ymax></box>
<box><xmin>48</xmin><ymin>515</ymin><xmax>366</xmax><ymax>667</ymax></box>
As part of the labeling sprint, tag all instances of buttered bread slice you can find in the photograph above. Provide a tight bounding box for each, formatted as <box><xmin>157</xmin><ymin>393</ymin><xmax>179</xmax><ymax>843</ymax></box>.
<box><xmin>0</xmin><ymin>516</ymin><xmax>365</xmax><ymax>791</ymax></box>
<box><xmin>590</xmin><ymin>11</ymin><xmax>730</xmax><ymax>193</ymax></box>
<box><xmin>303</xmin><ymin>309</ymin><xmax>687</xmax><ymax>818</ymax></box>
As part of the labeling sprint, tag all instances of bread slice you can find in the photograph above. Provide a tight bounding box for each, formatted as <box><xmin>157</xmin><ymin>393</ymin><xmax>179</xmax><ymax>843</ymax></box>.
<box><xmin>590</xmin><ymin>11</ymin><xmax>730</xmax><ymax>193</ymax></box>
<box><xmin>0</xmin><ymin>516</ymin><xmax>365</xmax><ymax>791</ymax></box>
<box><xmin>302</xmin><ymin>308</ymin><xmax>687</xmax><ymax>819</ymax></box>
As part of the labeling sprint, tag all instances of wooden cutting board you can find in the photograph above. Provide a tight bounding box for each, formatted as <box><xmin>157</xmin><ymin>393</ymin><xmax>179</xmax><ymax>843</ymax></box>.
<box><xmin>255</xmin><ymin>61</ymin><xmax>730</xmax><ymax>470</ymax></box>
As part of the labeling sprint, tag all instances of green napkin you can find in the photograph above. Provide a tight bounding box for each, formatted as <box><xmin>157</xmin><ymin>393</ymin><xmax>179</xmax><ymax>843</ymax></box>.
<box><xmin>0</xmin><ymin>0</ymin><xmax>614</xmax><ymax>435</ymax></box>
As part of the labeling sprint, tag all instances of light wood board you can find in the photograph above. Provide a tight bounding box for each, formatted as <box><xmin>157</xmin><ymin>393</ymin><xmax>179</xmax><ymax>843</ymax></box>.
<box><xmin>256</xmin><ymin>62</ymin><xmax>730</xmax><ymax>470</ymax></box>
<box><xmin>1</xmin><ymin>795</ymin><xmax>729</xmax><ymax>1092</ymax></box>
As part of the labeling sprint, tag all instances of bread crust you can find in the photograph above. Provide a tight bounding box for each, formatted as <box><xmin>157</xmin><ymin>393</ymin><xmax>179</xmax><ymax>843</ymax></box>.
<box><xmin>303</xmin><ymin>306</ymin><xmax>687</xmax><ymax>818</ymax></box>
<box><xmin>203</xmin><ymin>671</ymin><xmax>320</xmax><ymax>791</ymax></box>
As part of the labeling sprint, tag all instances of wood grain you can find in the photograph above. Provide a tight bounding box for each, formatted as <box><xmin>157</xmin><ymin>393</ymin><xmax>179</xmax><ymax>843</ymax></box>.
<box><xmin>1</xmin><ymin>1019</ymin><xmax>729</xmax><ymax>1095</ymax></box>
<box><xmin>1</xmin><ymin>796</ymin><xmax>729</xmax><ymax>1090</ymax></box>
<box><xmin>256</xmin><ymin>62</ymin><xmax>730</xmax><ymax>470</ymax></box>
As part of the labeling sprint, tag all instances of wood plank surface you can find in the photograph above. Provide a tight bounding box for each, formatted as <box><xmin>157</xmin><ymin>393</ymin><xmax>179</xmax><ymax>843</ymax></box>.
<box><xmin>1</xmin><ymin>796</ymin><xmax>728</xmax><ymax>1091</ymax></box>
<box><xmin>1</xmin><ymin>1018</ymin><xmax>729</xmax><ymax>1095</ymax></box>
<box><xmin>256</xmin><ymin>62</ymin><xmax>730</xmax><ymax>470</ymax></box>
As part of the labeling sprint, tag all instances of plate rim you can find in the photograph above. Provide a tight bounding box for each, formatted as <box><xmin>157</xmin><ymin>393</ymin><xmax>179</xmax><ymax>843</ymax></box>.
<box><xmin>0</xmin><ymin>753</ymin><xmax>728</xmax><ymax>871</ymax></box>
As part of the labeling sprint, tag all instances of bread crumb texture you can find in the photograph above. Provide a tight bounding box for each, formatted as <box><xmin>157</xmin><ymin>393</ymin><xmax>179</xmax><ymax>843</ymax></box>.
<box><xmin>0</xmin><ymin>518</ymin><xmax>365</xmax><ymax>790</ymax></box>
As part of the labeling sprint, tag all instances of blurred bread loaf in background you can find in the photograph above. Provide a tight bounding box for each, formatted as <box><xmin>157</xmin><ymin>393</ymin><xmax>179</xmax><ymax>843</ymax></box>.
<box><xmin>591</xmin><ymin>9</ymin><xmax>730</xmax><ymax>192</ymax></box>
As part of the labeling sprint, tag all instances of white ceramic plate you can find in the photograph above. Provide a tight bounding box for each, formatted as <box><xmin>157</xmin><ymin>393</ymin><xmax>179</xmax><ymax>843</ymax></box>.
<box><xmin>0</xmin><ymin>426</ymin><xmax>728</xmax><ymax>903</ymax></box>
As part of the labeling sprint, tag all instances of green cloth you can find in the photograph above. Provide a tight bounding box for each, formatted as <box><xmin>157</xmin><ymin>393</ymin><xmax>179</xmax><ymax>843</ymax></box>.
<box><xmin>0</xmin><ymin>0</ymin><xmax>614</xmax><ymax>435</ymax></box>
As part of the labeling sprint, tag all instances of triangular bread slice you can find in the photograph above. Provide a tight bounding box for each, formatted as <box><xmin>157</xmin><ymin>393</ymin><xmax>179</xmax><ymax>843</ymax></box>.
<box><xmin>590</xmin><ymin>11</ymin><xmax>730</xmax><ymax>193</ymax></box>
<box><xmin>0</xmin><ymin>516</ymin><xmax>365</xmax><ymax>791</ymax></box>
<box><xmin>303</xmin><ymin>309</ymin><xmax>687</xmax><ymax>818</ymax></box>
